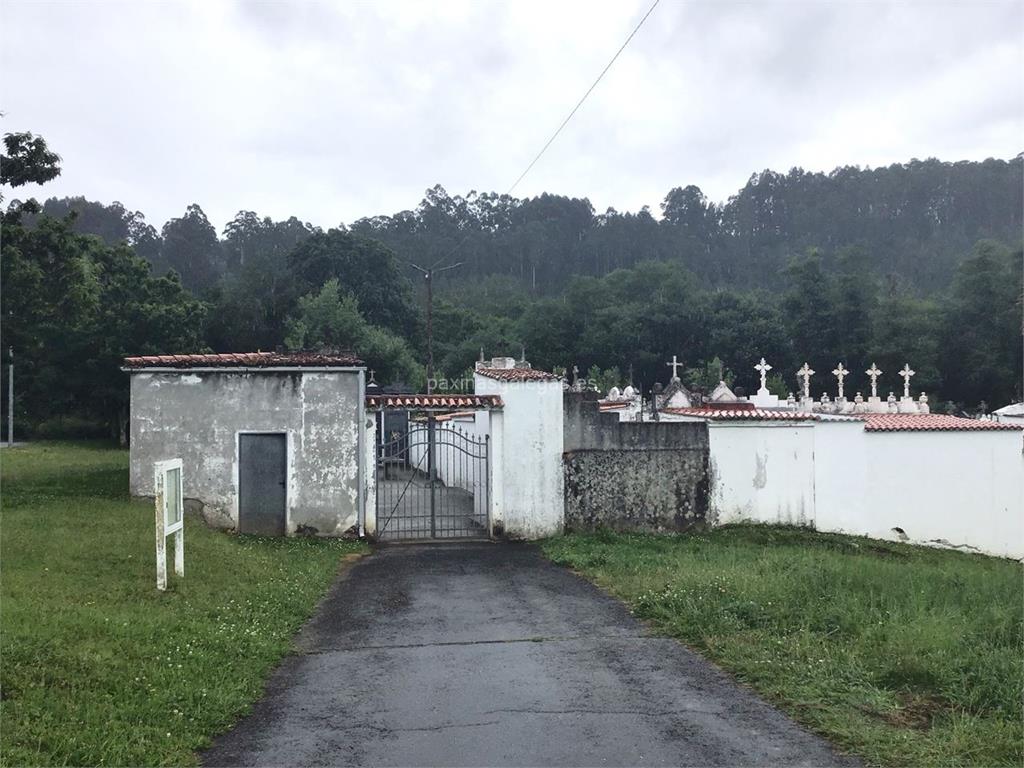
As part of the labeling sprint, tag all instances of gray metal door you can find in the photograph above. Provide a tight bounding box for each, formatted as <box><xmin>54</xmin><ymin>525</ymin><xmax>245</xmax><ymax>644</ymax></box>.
<box><xmin>239</xmin><ymin>433</ymin><xmax>286</xmax><ymax>536</ymax></box>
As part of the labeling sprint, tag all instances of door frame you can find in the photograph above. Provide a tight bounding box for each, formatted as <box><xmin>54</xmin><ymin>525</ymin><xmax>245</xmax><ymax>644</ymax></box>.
<box><xmin>234</xmin><ymin>430</ymin><xmax>291</xmax><ymax>535</ymax></box>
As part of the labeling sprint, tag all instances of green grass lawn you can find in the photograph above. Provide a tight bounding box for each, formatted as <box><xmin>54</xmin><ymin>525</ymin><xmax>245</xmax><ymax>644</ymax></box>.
<box><xmin>542</xmin><ymin>527</ymin><xmax>1024</xmax><ymax>767</ymax></box>
<box><xmin>1</xmin><ymin>442</ymin><xmax>367</xmax><ymax>767</ymax></box>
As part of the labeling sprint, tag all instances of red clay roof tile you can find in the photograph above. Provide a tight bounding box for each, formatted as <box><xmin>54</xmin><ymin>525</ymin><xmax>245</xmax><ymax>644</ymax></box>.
<box><xmin>124</xmin><ymin>352</ymin><xmax>362</xmax><ymax>368</ymax></box>
<box><xmin>863</xmin><ymin>414</ymin><xmax>1021</xmax><ymax>432</ymax></box>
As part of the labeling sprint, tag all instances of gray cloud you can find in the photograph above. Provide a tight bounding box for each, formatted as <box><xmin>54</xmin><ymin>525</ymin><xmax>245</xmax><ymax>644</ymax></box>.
<box><xmin>2</xmin><ymin>0</ymin><xmax>1021</xmax><ymax>231</ymax></box>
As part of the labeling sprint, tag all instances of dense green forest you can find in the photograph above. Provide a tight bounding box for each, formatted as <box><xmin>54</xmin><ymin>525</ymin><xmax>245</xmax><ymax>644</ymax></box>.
<box><xmin>2</xmin><ymin>131</ymin><xmax>1021</xmax><ymax>439</ymax></box>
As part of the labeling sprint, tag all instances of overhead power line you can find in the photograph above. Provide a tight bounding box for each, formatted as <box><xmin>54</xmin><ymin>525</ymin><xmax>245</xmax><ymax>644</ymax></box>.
<box><xmin>505</xmin><ymin>0</ymin><xmax>661</xmax><ymax>195</ymax></box>
<box><xmin>402</xmin><ymin>1</ymin><xmax>660</xmax><ymax>303</ymax></box>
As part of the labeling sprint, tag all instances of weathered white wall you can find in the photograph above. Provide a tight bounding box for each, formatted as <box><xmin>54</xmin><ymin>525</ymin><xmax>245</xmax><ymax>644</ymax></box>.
<box><xmin>707</xmin><ymin>419</ymin><xmax>1024</xmax><ymax>559</ymax></box>
<box><xmin>812</xmin><ymin>421</ymin><xmax>868</xmax><ymax>534</ymax></box>
<box><xmin>708</xmin><ymin>422</ymin><xmax>816</xmax><ymax>526</ymax></box>
<box><xmin>853</xmin><ymin>430</ymin><xmax>1023</xmax><ymax>558</ymax></box>
<box><xmin>129</xmin><ymin>370</ymin><xmax>364</xmax><ymax>536</ymax></box>
<box><xmin>474</xmin><ymin>375</ymin><xmax>564</xmax><ymax>538</ymax></box>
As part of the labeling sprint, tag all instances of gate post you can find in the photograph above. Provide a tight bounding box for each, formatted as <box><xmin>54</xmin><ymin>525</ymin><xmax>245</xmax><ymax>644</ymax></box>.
<box><xmin>364</xmin><ymin>410</ymin><xmax>377</xmax><ymax>536</ymax></box>
<box><xmin>427</xmin><ymin>414</ymin><xmax>437</xmax><ymax>538</ymax></box>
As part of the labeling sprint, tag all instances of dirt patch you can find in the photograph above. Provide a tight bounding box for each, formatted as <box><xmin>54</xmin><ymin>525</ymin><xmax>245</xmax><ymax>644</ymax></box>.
<box><xmin>861</xmin><ymin>693</ymin><xmax>948</xmax><ymax>731</ymax></box>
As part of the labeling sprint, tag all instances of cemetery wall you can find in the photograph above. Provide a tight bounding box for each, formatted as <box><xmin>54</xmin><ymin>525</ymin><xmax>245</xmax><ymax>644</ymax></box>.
<box><xmin>852</xmin><ymin>429</ymin><xmax>1023</xmax><ymax>558</ymax></box>
<box><xmin>562</xmin><ymin>393</ymin><xmax>710</xmax><ymax>532</ymax></box>
<box><xmin>708</xmin><ymin>419</ymin><xmax>1024</xmax><ymax>559</ymax></box>
<box><xmin>708</xmin><ymin>422</ymin><xmax>816</xmax><ymax>527</ymax></box>
<box><xmin>129</xmin><ymin>370</ymin><xmax>364</xmax><ymax>536</ymax></box>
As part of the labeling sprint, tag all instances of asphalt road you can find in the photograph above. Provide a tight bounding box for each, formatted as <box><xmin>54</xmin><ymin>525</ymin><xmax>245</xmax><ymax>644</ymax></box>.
<box><xmin>203</xmin><ymin>542</ymin><xmax>856</xmax><ymax>767</ymax></box>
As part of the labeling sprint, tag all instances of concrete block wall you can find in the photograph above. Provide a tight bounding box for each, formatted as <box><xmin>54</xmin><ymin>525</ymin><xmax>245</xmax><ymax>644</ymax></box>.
<box><xmin>562</xmin><ymin>392</ymin><xmax>711</xmax><ymax>532</ymax></box>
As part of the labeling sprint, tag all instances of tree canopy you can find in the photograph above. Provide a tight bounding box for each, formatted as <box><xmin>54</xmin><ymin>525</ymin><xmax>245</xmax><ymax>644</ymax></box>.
<box><xmin>4</xmin><ymin>141</ymin><xmax>1022</xmax><ymax>437</ymax></box>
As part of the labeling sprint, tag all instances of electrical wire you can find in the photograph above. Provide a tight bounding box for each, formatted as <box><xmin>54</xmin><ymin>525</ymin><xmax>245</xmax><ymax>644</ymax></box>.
<box><xmin>505</xmin><ymin>0</ymin><xmax>661</xmax><ymax>195</ymax></box>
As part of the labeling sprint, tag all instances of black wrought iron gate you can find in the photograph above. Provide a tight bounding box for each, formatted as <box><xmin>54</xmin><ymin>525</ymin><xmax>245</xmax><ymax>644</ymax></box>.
<box><xmin>375</xmin><ymin>416</ymin><xmax>490</xmax><ymax>540</ymax></box>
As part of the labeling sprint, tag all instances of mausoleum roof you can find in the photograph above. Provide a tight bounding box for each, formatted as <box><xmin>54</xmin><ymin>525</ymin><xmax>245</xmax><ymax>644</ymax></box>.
<box><xmin>123</xmin><ymin>351</ymin><xmax>363</xmax><ymax>369</ymax></box>
<box><xmin>475</xmin><ymin>367</ymin><xmax>561</xmax><ymax>382</ymax></box>
<box><xmin>598</xmin><ymin>400</ymin><xmax>631</xmax><ymax>412</ymax></box>
<box><xmin>993</xmin><ymin>402</ymin><xmax>1024</xmax><ymax>416</ymax></box>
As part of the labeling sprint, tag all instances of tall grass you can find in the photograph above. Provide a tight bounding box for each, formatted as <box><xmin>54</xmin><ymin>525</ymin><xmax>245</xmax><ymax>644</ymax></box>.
<box><xmin>542</xmin><ymin>527</ymin><xmax>1024</xmax><ymax>766</ymax></box>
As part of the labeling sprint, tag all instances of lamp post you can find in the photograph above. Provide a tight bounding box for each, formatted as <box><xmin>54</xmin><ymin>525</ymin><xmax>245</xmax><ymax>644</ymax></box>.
<box><xmin>7</xmin><ymin>347</ymin><xmax>13</xmax><ymax>447</ymax></box>
<box><xmin>406</xmin><ymin>259</ymin><xmax>462</xmax><ymax>394</ymax></box>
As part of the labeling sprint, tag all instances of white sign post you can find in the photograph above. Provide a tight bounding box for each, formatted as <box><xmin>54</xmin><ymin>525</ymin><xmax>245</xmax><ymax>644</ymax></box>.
<box><xmin>154</xmin><ymin>458</ymin><xmax>184</xmax><ymax>591</ymax></box>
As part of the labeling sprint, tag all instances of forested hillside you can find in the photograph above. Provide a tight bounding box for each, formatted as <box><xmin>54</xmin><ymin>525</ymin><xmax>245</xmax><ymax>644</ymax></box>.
<box><xmin>30</xmin><ymin>156</ymin><xmax>1023</xmax><ymax>295</ymax></box>
<box><xmin>352</xmin><ymin>158</ymin><xmax>1023</xmax><ymax>293</ymax></box>
<box><xmin>4</xmin><ymin>133</ymin><xmax>1022</xmax><ymax>438</ymax></box>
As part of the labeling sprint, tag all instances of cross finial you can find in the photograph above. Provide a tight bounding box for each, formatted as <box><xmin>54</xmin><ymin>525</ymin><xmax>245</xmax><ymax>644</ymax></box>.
<box><xmin>666</xmin><ymin>355</ymin><xmax>683</xmax><ymax>382</ymax></box>
<box><xmin>796</xmin><ymin>362</ymin><xmax>815</xmax><ymax>399</ymax></box>
<box><xmin>865</xmin><ymin>363</ymin><xmax>882</xmax><ymax>398</ymax></box>
<box><xmin>368</xmin><ymin>369</ymin><xmax>376</xmax><ymax>384</ymax></box>
<box><xmin>831</xmin><ymin>362</ymin><xmax>849</xmax><ymax>399</ymax></box>
<box><xmin>754</xmin><ymin>357</ymin><xmax>772</xmax><ymax>390</ymax></box>
<box><xmin>899</xmin><ymin>363</ymin><xmax>915</xmax><ymax>398</ymax></box>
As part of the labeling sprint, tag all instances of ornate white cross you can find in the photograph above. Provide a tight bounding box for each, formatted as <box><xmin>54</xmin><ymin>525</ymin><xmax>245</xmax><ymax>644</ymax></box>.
<box><xmin>754</xmin><ymin>357</ymin><xmax>772</xmax><ymax>390</ymax></box>
<box><xmin>796</xmin><ymin>362</ymin><xmax>815</xmax><ymax>399</ymax></box>
<box><xmin>667</xmin><ymin>355</ymin><xmax>683</xmax><ymax>381</ymax></box>
<box><xmin>831</xmin><ymin>363</ymin><xmax>849</xmax><ymax>399</ymax></box>
<box><xmin>864</xmin><ymin>363</ymin><xmax>882</xmax><ymax>398</ymax></box>
<box><xmin>899</xmin><ymin>363</ymin><xmax>915</xmax><ymax>398</ymax></box>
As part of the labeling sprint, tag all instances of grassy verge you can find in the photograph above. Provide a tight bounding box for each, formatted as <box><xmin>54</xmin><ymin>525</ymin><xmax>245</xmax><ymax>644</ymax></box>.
<box><xmin>541</xmin><ymin>527</ymin><xmax>1023</xmax><ymax>767</ymax></box>
<box><xmin>1</xmin><ymin>442</ymin><xmax>368</xmax><ymax>766</ymax></box>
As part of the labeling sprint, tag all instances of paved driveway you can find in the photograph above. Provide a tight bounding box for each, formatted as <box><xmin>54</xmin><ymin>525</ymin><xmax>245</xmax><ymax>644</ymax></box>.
<box><xmin>203</xmin><ymin>543</ymin><xmax>856</xmax><ymax>767</ymax></box>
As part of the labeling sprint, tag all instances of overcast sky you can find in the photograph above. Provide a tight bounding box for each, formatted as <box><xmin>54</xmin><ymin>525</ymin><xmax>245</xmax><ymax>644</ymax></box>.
<box><xmin>2</xmin><ymin>0</ymin><xmax>1022</xmax><ymax>232</ymax></box>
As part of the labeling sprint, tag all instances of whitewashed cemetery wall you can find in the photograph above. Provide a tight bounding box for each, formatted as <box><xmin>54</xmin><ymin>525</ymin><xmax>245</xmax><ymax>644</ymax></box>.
<box><xmin>709</xmin><ymin>421</ymin><xmax>1024</xmax><ymax>559</ymax></box>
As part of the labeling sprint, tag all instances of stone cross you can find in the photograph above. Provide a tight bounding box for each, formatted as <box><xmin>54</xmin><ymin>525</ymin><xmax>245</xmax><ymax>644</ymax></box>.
<box><xmin>899</xmin><ymin>363</ymin><xmax>915</xmax><ymax>398</ymax></box>
<box><xmin>666</xmin><ymin>355</ymin><xmax>683</xmax><ymax>381</ymax></box>
<box><xmin>754</xmin><ymin>357</ymin><xmax>772</xmax><ymax>390</ymax></box>
<box><xmin>796</xmin><ymin>363</ymin><xmax>815</xmax><ymax>399</ymax></box>
<box><xmin>831</xmin><ymin>363</ymin><xmax>849</xmax><ymax>399</ymax></box>
<box><xmin>864</xmin><ymin>363</ymin><xmax>882</xmax><ymax>398</ymax></box>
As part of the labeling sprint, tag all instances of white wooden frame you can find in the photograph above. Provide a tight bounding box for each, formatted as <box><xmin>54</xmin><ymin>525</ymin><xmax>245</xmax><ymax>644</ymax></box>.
<box><xmin>154</xmin><ymin>458</ymin><xmax>184</xmax><ymax>590</ymax></box>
